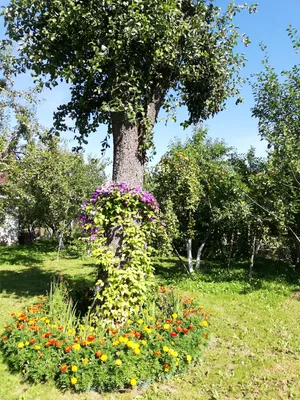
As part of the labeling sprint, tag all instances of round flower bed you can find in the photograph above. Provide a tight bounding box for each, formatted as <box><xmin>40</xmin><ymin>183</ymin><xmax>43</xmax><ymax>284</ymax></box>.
<box><xmin>1</xmin><ymin>284</ymin><xmax>211</xmax><ymax>392</ymax></box>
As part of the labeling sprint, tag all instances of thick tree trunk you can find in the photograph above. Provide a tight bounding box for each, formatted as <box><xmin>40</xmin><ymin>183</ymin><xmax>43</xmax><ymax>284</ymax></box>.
<box><xmin>111</xmin><ymin>112</ymin><xmax>145</xmax><ymax>187</ymax></box>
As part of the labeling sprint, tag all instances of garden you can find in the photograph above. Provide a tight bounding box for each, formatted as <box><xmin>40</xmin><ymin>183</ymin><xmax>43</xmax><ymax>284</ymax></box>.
<box><xmin>1</xmin><ymin>239</ymin><xmax>300</xmax><ymax>399</ymax></box>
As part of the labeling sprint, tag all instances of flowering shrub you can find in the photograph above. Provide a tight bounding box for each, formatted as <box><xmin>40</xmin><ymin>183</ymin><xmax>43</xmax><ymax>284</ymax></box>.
<box><xmin>1</xmin><ymin>284</ymin><xmax>211</xmax><ymax>392</ymax></box>
<box><xmin>79</xmin><ymin>181</ymin><xmax>169</xmax><ymax>324</ymax></box>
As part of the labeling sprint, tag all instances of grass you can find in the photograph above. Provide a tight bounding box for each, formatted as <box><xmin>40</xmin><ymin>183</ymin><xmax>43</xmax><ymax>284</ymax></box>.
<box><xmin>1</xmin><ymin>241</ymin><xmax>300</xmax><ymax>399</ymax></box>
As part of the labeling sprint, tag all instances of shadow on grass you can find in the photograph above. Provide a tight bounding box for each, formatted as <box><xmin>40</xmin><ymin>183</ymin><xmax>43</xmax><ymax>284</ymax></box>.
<box><xmin>153</xmin><ymin>255</ymin><xmax>300</xmax><ymax>293</ymax></box>
<box><xmin>0</xmin><ymin>240</ymin><xmax>58</xmax><ymax>266</ymax></box>
<box><xmin>0</xmin><ymin>264</ymin><xmax>96</xmax><ymax>299</ymax></box>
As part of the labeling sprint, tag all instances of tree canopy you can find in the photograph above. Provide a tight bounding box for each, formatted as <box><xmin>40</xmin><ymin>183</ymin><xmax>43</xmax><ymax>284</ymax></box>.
<box><xmin>3</xmin><ymin>0</ymin><xmax>257</xmax><ymax>186</ymax></box>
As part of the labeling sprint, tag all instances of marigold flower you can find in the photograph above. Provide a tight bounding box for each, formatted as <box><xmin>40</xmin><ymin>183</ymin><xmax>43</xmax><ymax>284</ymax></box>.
<box><xmin>172</xmin><ymin>313</ymin><xmax>178</xmax><ymax>319</ymax></box>
<box><xmin>170</xmin><ymin>332</ymin><xmax>177</xmax><ymax>337</ymax></box>
<box><xmin>87</xmin><ymin>334</ymin><xmax>95</xmax><ymax>342</ymax></box>
<box><xmin>155</xmin><ymin>350</ymin><xmax>161</xmax><ymax>356</ymax></box>
<box><xmin>82</xmin><ymin>358</ymin><xmax>89</xmax><ymax>365</ymax></box>
<box><xmin>130</xmin><ymin>378</ymin><xmax>137</xmax><ymax>386</ymax></box>
<box><xmin>186</xmin><ymin>355</ymin><xmax>192</xmax><ymax>363</ymax></box>
<box><xmin>55</xmin><ymin>340</ymin><xmax>62</xmax><ymax>348</ymax></box>
<box><xmin>71</xmin><ymin>377</ymin><xmax>77</xmax><ymax>385</ymax></box>
<box><xmin>2</xmin><ymin>336</ymin><xmax>7</xmax><ymax>341</ymax></box>
<box><xmin>60</xmin><ymin>364</ymin><xmax>68</xmax><ymax>372</ymax></box>
<box><xmin>35</xmin><ymin>345</ymin><xmax>41</xmax><ymax>350</ymax></box>
<box><xmin>17</xmin><ymin>342</ymin><xmax>24</xmax><ymax>349</ymax></box>
<box><xmin>72</xmin><ymin>343</ymin><xmax>81</xmax><ymax>351</ymax></box>
<box><xmin>115</xmin><ymin>359</ymin><xmax>122</xmax><ymax>366</ymax></box>
<box><xmin>163</xmin><ymin>363</ymin><xmax>169</xmax><ymax>372</ymax></box>
<box><xmin>144</xmin><ymin>326</ymin><xmax>152</xmax><ymax>334</ymax></box>
<box><xmin>68</xmin><ymin>329</ymin><xmax>75</xmax><ymax>336</ymax></box>
<box><xmin>71</xmin><ymin>365</ymin><xmax>78</xmax><ymax>372</ymax></box>
<box><xmin>137</xmin><ymin>319</ymin><xmax>143</xmax><ymax>325</ymax></box>
<box><xmin>199</xmin><ymin>320</ymin><xmax>209</xmax><ymax>327</ymax></box>
<box><xmin>95</xmin><ymin>350</ymin><xmax>102</xmax><ymax>358</ymax></box>
<box><xmin>141</xmin><ymin>340</ymin><xmax>147</xmax><ymax>345</ymax></box>
<box><xmin>64</xmin><ymin>345</ymin><xmax>72</xmax><ymax>353</ymax></box>
<box><xmin>134</xmin><ymin>348</ymin><xmax>141</xmax><ymax>355</ymax></box>
<box><xmin>135</xmin><ymin>332</ymin><xmax>141</xmax><ymax>338</ymax></box>
<box><xmin>163</xmin><ymin>346</ymin><xmax>169</xmax><ymax>352</ymax></box>
<box><xmin>183</xmin><ymin>328</ymin><xmax>189</xmax><ymax>334</ymax></box>
<box><xmin>100</xmin><ymin>354</ymin><xmax>108</xmax><ymax>362</ymax></box>
<box><xmin>163</xmin><ymin>324</ymin><xmax>170</xmax><ymax>330</ymax></box>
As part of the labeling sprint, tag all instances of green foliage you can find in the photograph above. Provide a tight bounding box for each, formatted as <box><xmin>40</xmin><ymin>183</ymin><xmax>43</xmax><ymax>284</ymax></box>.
<box><xmin>1</xmin><ymin>283</ymin><xmax>211</xmax><ymax>392</ymax></box>
<box><xmin>80</xmin><ymin>182</ymin><xmax>170</xmax><ymax>324</ymax></box>
<box><xmin>4</xmin><ymin>137</ymin><xmax>107</xmax><ymax>233</ymax></box>
<box><xmin>3</xmin><ymin>0</ymin><xmax>257</xmax><ymax>149</ymax></box>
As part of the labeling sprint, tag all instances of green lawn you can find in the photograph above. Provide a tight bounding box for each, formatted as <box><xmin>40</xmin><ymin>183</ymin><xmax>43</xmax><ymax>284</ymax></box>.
<box><xmin>0</xmin><ymin>242</ymin><xmax>300</xmax><ymax>399</ymax></box>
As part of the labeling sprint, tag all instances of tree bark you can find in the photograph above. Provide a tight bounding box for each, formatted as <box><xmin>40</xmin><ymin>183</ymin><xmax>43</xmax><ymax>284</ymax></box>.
<box><xmin>111</xmin><ymin>112</ymin><xmax>145</xmax><ymax>187</ymax></box>
<box><xmin>195</xmin><ymin>225</ymin><xmax>213</xmax><ymax>270</ymax></box>
<box><xmin>186</xmin><ymin>238</ymin><xmax>194</xmax><ymax>273</ymax></box>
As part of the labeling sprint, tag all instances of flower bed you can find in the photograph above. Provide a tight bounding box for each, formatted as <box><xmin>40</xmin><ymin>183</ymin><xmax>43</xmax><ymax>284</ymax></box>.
<box><xmin>1</xmin><ymin>284</ymin><xmax>211</xmax><ymax>392</ymax></box>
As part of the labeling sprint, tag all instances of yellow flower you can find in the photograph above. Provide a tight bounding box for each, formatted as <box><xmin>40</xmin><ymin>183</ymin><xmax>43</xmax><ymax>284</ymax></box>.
<box><xmin>17</xmin><ymin>342</ymin><xmax>24</xmax><ymax>349</ymax></box>
<box><xmin>112</xmin><ymin>340</ymin><xmax>120</xmax><ymax>346</ymax></box>
<box><xmin>68</xmin><ymin>329</ymin><xmax>75</xmax><ymax>336</ymax></box>
<box><xmin>134</xmin><ymin>306</ymin><xmax>139</xmax><ymax>313</ymax></box>
<box><xmin>144</xmin><ymin>326</ymin><xmax>152</xmax><ymax>334</ymax></box>
<box><xmin>199</xmin><ymin>320</ymin><xmax>209</xmax><ymax>327</ymax></box>
<box><xmin>172</xmin><ymin>313</ymin><xmax>178</xmax><ymax>319</ymax></box>
<box><xmin>101</xmin><ymin>354</ymin><xmax>108</xmax><ymax>362</ymax></box>
<box><xmin>130</xmin><ymin>378</ymin><xmax>137</xmax><ymax>386</ymax></box>
<box><xmin>51</xmin><ymin>324</ymin><xmax>57</xmax><ymax>329</ymax></box>
<box><xmin>137</xmin><ymin>319</ymin><xmax>143</xmax><ymax>325</ymax></box>
<box><xmin>186</xmin><ymin>355</ymin><xmax>192</xmax><ymax>363</ymax></box>
<box><xmin>72</xmin><ymin>343</ymin><xmax>81</xmax><ymax>351</ymax></box>
<box><xmin>82</xmin><ymin>358</ymin><xmax>89</xmax><ymax>365</ymax></box>
<box><xmin>134</xmin><ymin>348</ymin><xmax>141</xmax><ymax>355</ymax></box>
<box><xmin>126</xmin><ymin>319</ymin><xmax>132</xmax><ymax>325</ymax></box>
<box><xmin>25</xmin><ymin>341</ymin><xmax>29</xmax><ymax>346</ymax></box>
<box><xmin>45</xmin><ymin>319</ymin><xmax>50</xmax><ymax>324</ymax></box>
<box><xmin>119</xmin><ymin>336</ymin><xmax>125</xmax><ymax>343</ymax></box>
<box><xmin>163</xmin><ymin>324</ymin><xmax>170</xmax><ymax>330</ymax></box>
<box><xmin>115</xmin><ymin>359</ymin><xmax>122</xmax><ymax>366</ymax></box>
<box><xmin>71</xmin><ymin>365</ymin><xmax>78</xmax><ymax>372</ymax></box>
<box><xmin>141</xmin><ymin>340</ymin><xmax>147</xmax><ymax>346</ymax></box>
<box><xmin>71</xmin><ymin>377</ymin><xmax>77</xmax><ymax>385</ymax></box>
<box><xmin>123</xmin><ymin>337</ymin><xmax>129</xmax><ymax>343</ymax></box>
<box><xmin>163</xmin><ymin>346</ymin><xmax>169</xmax><ymax>352</ymax></box>
<box><xmin>35</xmin><ymin>345</ymin><xmax>41</xmax><ymax>350</ymax></box>
<box><xmin>40</xmin><ymin>317</ymin><xmax>46</xmax><ymax>321</ymax></box>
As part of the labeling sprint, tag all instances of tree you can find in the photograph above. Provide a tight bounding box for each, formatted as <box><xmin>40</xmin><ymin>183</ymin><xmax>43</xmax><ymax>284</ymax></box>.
<box><xmin>5</xmin><ymin>137</ymin><xmax>107</xmax><ymax>239</ymax></box>
<box><xmin>251</xmin><ymin>28</ymin><xmax>300</xmax><ymax>270</ymax></box>
<box><xmin>3</xmin><ymin>0</ymin><xmax>257</xmax><ymax>187</ymax></box>
<box><xmin>150</xmin><ymin>127</ymin><xmax>249</xmax><ymax>273</ymax></box>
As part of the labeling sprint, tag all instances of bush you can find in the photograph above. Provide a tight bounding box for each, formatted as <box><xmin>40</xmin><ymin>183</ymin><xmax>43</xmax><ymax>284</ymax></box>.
<box><xmin>1</xmin><ymin>280</ymin><xmax>211</xmax><ymax>392</ymax></box>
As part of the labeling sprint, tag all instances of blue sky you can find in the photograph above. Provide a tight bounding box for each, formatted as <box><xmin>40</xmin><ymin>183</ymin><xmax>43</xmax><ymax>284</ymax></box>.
<box><xmin>1</xmin><ymin>0</ymin><xmax>300</xmax><ymax>177</ymax></box>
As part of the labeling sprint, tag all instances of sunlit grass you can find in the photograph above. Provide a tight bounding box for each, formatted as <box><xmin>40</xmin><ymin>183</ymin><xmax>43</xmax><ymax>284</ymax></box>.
<box><xmin>0</xmin><ymin>242</ymin><xmax>300</xmax><ymax>399</ymax></box>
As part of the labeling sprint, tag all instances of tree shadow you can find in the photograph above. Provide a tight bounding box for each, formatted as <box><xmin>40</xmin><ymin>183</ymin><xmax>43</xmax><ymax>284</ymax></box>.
<box><xmin>0</xmin><ymin>240</ymin><xmax>57</xmax><ymax>266</ymax></box>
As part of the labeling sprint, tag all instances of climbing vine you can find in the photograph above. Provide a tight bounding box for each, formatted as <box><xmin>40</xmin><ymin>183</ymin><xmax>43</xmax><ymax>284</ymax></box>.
<box><xmin>79</xmin><ymin>182</ymin><xmax>167</xmax><ymax>324</ymax></box>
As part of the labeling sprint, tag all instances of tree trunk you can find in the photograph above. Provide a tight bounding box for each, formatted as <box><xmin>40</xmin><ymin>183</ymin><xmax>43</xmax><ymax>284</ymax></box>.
<box><xmin>249</xmin><ymin>233</ymin><xmax>256</xmax><ymax>280</ymax></box>
<box><xmin>227</xmin><ymin>231</ymin><xmax>235</xmax><ymax>273</ymax></box>
<box><xmin>186</xmin><ymin>238</ymin><xmax>194</xmax><ymax>273</ymax></box>
<box><xmin>111</xmin><ymin>112</ymin><xmax>145</xmax><ymax>187</ymax></box>
<box><xmin>195</xmin><ymin>225</ymin><xmax>213</xmax><ymax>270</ymax></box>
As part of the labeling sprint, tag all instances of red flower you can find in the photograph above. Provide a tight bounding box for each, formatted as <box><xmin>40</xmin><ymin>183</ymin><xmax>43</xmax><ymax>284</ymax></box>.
<box><xmin>49</xmin><ymin>338</ymin><xmax>56</xmax><ymax>345</ymax></box>
<box><xmin>183</xmin><ymin>328</ymin><xmax>189</xmax><ymax>334</ymax></box>
<box><xmin>155</xmin><ymin>350</ymin><xmax>161</xmax><ymax>356</ymax></box>
<box><xmin>170</xmin><ymin>332</ymin><xmax>177</xmax><ymax>337</ymax></box>
<box><xmin>189</xmin><ymin>324</ymin><xmax>194</xmax><ymax>330</ymax></box>
<box><xmin>45</xmin><ymin>331</ymin><xmax>52</xmax><ymax>338</ymax></box>
<box><xmin>55</xmin><ymin>340</ymin><xmax>62</xmax><ymax>348</ymax></box>
<box><xmin>58</xmin><ymin>326</ymin><xmax>64</xmax><ymax>331</ymax></box>
<box><xmin>64</xmin><ymin>345</ymin><xmax>72</xmax><ymax>353</ymax></box>
<box><xmin>2</xmin><ymin>336</ymin><xmax>7</xmax><ymax>341</ymax></box>
<box><xmin>60</xmin><ymin>364</ymin><xmax>68</xmax><ymax>372</ymax></box>
<box><xmin>135</xmin><ymin>332</ymin><xmax>141</xmax><ymax>339</ymax></box>
<box><xmin>95</xmin><ymin>350</ymin><xmax>102</xmax><ymax>358</ymax></box>
<box><xmin>87</xmin><ymin>334</ymin><xmax>95</xmax><ymax>342</ymax></box>
<box><xmin>4</xmin><ymin>324</ymin><xmax>9</xmax><ymax>329</ymax></box>
<box><xmin>29</xmin><ymin>338</ymin><xmax>36</xmax><ymax>344</ymax></box>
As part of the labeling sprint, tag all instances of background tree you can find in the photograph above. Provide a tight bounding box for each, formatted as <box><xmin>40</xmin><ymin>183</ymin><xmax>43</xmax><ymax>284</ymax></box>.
<box><xmin>3</xmin><ymin>0</ymin><xmax>257</xmax><ymax>187</ymax></box>
<box><xmin>149</xmin><ymin>127</ymin><xmax>249</xmax><ymax>273</ymax></box>
<box><xmin>5</xmin><ymin>137</ymin><xmax>107</xmax><ymax>241</ymax></box>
